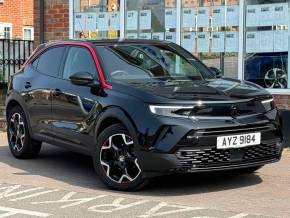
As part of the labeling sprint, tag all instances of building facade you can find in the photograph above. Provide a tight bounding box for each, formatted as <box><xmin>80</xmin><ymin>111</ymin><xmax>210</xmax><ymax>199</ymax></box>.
<box><xmin>34</xmin><ymin>0</ymin><xmax>69</xmax><ymax>45</ymax></box>
<box><xmin>0</xmin><ymin>0</ymin><xmax>34</xmax><ymax>40</ymax></box>
<box><xmin>33</xmin><ymin>0</ymin><xmax>290</xmax><ymax>109</ymax></box>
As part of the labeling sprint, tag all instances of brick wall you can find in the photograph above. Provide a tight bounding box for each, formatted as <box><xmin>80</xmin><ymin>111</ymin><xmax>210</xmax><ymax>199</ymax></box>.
<box><xmin>34</xmin><ymin>0</ymin><xmax>69</xmax><ymax>45</ymax></box>
<box><xmin>33</xmin><ymin>0</ymin><xmax>40</xmax><ymax>44</ymax></box>
<box><xmin>0</xmin><ymin>0</ymin><xmax>33</xmax><ymax>39</ymax></box>
<box><xmin>273</xmin><ymin>95</ymin><xmax>290</xmax><ymax>110</ymax></box>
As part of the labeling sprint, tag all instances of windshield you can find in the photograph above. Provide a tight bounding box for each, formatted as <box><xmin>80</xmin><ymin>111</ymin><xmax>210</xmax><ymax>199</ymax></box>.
<box><xmin>95</xmin><ymin>43</ymin><xmax>215</xmax><ymax>82</ymax></box>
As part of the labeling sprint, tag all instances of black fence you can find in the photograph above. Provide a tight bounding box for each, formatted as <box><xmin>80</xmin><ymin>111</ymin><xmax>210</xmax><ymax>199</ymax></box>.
<box><xmin>0</xmin><ymin>39</ymin><xmax>34</xmax><ymax>84</ymax></box>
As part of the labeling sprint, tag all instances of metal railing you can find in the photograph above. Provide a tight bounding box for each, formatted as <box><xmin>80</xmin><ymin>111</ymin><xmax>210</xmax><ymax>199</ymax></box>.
<box><xmin>0</xmin><ymin>39</ymin><xmax>34</xmax><ymax>83</ymax></box>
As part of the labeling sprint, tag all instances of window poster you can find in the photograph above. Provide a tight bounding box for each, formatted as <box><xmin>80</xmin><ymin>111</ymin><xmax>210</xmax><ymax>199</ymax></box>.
<box><xmin>126</xmin><ymin>32</ymin><xmax>138</xmax><ymax>39</ymax></box>
<box><xmin>211</xmin><ymin>32</ymin><xmax>224</xmax><ymax>52</ymax></box>
<box><xmin>273</xmin><ymin>3</ymin><xmax>289</xmax><ymax>25</ymax></box>
<box><xmin>197</xmin><ymin>7</ymin><xmax>210</xmax><ymax>27</ymax></box>
<box><xmin>139</xmin><ymin>10</ymin><xmax>151</xmax><ymax>30</ymax></box>
<box><xmin>212</xmin><ymin>6</ymin><xmax>225</xmax><ymax>27</ymax></box>
<box><xmin>197</xmin><ymin>32</ymin><xmax>209</xmax><ymax>52</ymax></box>
<box><xmin>165</xmin><ymin>32</ymin><xmax>176</xmax><ymax>43</ymax></box>
<box><xmin>86</xmin><ymin>13</ymin><xmax>97</xmax><ymax>31</ymax></box>
<box><xmin>274</xmin><ymin>30</ymin><xmax>289</xmax><ymax>52</ymax></box>
<box><xmin>74</xmin><ymin>13</ymin><xmax>85</xmax><ymax>31</ymax></box>
<box><xmin>225</xmin><ymin>31</ymin><xmax>239</xmax><ymax>52</ymax></box>
<box><xmin>259</xmin><ymin>31</ymin><xmax>274</xmax><ymax>52</ymax></box>
<box><xmin>182</xmin><ymin>32</ymin><xmax>196</xmax><ymax>52</ymax></box>
<box><xmin>259</xmin><ymin>4</ymin><xmax>273</xmax><ymax>27</ymax></box>
<box><xmin>246</xmin><ymin>5</ymin><xmax>258</xmax><ymax>27</ymax></box>
<box><xmin>139</xmin><ymin>32</ymin><xmax>152</xmax><ymax>40</ymax></box>
<box><xmin>165</xmin><ymin>8</ymin><xmax>177</xmax><ymax>29</ymax></box>
<box><xmin>126</xmin><ymin>11</ymin><xmax>138</xmax><ymax>30</ymax></box>
<box><xmin>246</xmin><ymin>32</ymin><xmax>258</xmax><ymax>53</ymax></box>
<box><xmin>226</xmin><ymin>5</ymin><xmax>239</xmax><ymax>26</ymax></box>
<box><xmin>110</xmin><ymin>11</ymin><xmax>120</xmax><ymax>30</ymax></box>
<box><xmin>97</xmin><ymin>12</ymin><xmax>109</xmax><ymax>31</ymax></box>
<box><xmin>182</xmin><ymin>8</ymin><xmax>195</xmax><ymax>28</ymax></box>
<box><xmin>152</xmin><ymin>32</ymin><xmax>164</xmax><ymax>41</ymax></box>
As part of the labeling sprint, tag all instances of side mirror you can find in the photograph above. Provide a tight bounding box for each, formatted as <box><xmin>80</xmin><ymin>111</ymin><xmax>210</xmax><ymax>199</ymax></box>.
<box><xmin>209</xmin><ymin>67</ymin><xmax>222</xmax><ymax>78</ymax></box>
<box><xmin>69</xmin><ymin>72</ymin><xmax>100</xmax><ymax>87</ymax></box>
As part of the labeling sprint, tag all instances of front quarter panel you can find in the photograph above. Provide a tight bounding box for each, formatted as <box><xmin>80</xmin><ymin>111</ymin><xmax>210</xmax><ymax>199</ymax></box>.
<box><xmin>99</xmin><ymin>88</ymin><xmax>194</xmax><ymax>152</ymax></box>
<box><xmin>104</xmin><ymin>88</ymin><xmax>282</xmax><ymax>153</ymax></box>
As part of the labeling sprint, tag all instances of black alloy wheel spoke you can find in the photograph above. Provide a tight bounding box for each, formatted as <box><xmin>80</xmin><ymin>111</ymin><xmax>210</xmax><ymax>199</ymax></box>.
<box><xmin>9</xmin><ymin>113</ymin><xmax>25</xmax><ymax>152</ymax></box>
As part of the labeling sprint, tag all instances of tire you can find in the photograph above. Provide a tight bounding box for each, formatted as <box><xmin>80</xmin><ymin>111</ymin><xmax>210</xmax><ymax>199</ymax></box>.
<box><xmin>263</xmin><ymin>63</ymin><xmax>287</xmax><ymax>89</ymax></box>
<box><xmin>7</xmin><ymin>106</ymin><xmax>42</xmax><ymax>159</ymax></box>
<box><xmin>93</xmin><ymin>124</ymin><xmax>148</xmax><ymax>191</ymax></box>
<box><xmin>238</xmin><ymin>165</ymin><xmax>264</xmax><ymax>174</ymax></box>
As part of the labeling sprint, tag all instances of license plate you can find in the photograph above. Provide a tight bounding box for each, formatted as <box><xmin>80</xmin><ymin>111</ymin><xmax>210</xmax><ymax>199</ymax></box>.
<box><xmin>217</xmin><ymin>132</ymin><xmax>261</xmax><ymax>149</ymax></box>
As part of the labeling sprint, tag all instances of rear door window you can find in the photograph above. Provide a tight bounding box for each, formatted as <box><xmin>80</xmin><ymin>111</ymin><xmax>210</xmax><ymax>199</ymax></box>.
<box><xmin>36</xmin><ymin>46</ymin><xmax>66</xmax><ymax>77</ymax></box>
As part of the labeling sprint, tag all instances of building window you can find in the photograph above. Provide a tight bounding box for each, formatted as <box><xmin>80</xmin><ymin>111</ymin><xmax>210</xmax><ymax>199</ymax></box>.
<box><xmin>244</xmin><ymin>0</ymin><xmax>289</xmax><ymax>90</ymax></box>
<box><xmin>182</xmin><ymin>0</ymin><xmax>240</xmax><ymax>80</ymax></box>
<box><xmin>71</xmin><ymin>0</ymin><xmax>290</xmax><ymax>93</ymax></box>
<box><xmin>4</xmin><ymin>27</ymin><xmax>11</xmax><ymax>39</ymax></box>
<box><xmin>23</xmin><ymin>27</ymin><xmax>34</xmax><ymax>40</ymax></box>
<box><xmin>0</xmin><ymin>23</ymin><xmax>12</xmax><ymax>39</ymax></box>
<box><xmin>73</xmin><ymin>0</ymin><xmax>120</xmax><ymax>39</ymax></box>
<box><xmin>125</xmin><ymin>0</ymin><xmax>177</xmax><ymax>42</ymax></box>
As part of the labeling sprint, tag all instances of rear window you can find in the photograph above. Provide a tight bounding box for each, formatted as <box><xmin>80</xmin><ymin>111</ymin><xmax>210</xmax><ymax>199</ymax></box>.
<box><xmin>34</xmin><ymin>46</ymin><xmax>66</xmax><ymax>77</ymax></box>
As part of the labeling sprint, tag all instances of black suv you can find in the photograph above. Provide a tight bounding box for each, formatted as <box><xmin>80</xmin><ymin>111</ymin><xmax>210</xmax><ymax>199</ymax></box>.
<box><xmin>6</xmin><ymin>40</ymin><xmax>283</xmax><ymax>191</ymax></box>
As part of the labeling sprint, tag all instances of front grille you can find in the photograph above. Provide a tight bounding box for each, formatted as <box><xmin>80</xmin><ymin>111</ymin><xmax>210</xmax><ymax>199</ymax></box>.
<box><xmin>176</xmin><ymin>124</ymin><xmax>281</xmax><ymax>149</ymax></box>
<box><xmin>196</xmin><ymin>125</ymin><xmax>272</xmax><ymax>136</ymax></box>
<box><xmin>184</xmin><ymin>98</ymin><xmax>273</xmax><ymax>117</ymax></box>
<box><xmin>176</xmin><ymin>143</ymin><xmax>281</xmax><ymax>170</ymax></box>
<box><xmin>243</xmin><ymin>144</ymin><xmax>279</xmax><ymax>160</ymax></box>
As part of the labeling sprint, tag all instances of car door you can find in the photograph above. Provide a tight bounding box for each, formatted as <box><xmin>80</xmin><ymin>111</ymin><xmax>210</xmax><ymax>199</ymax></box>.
<box><xmin>51</xmin><ymin>45</ymin><xmax>101</xmax><ymax>153</ymax></box>
<box><xmin>22</xmin><ymin>46</ymin><xmax>66</xmax><ymax>139</ymax></box>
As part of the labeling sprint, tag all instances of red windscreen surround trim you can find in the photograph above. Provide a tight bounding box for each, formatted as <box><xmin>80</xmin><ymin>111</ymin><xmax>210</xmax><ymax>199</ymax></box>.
<box><xmin>30</xmin><ymin>42</ymin><xmax>112</xmax><ymax>90</ymax></box>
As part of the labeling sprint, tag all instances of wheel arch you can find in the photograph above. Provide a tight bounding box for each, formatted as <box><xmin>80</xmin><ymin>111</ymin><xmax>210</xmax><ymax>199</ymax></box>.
<box><xmin>6</xmin><ymin>100</ymin><xmax>22</xmax><ymax>119</ymax></box>
<box><xmin>95</xmin><ymin>106</ymin><xmax>139</xmax><ymax>146</ymax></box>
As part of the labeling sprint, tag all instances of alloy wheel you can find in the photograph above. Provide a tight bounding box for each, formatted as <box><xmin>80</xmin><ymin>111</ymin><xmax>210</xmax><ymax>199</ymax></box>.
<box><xmin>100</xmin><ymin>134</ymin><xmax>141</xmax><ymax>184</ymax></box>
<box><xmin>264</xmin><ymin>67</ymin><xmax>287</xmax><ymax>89</ymax></box>
<box><xmin>8</xmin><ymin>113</ymin><xmax>26</xmax><ymax>152</ymax></box>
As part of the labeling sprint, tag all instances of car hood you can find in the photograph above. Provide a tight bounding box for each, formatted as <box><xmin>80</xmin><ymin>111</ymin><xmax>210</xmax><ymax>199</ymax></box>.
<box><xmin>111</xmin><ymin>78</ymin><xmax>272</xmax><ymax>104</ymax></box>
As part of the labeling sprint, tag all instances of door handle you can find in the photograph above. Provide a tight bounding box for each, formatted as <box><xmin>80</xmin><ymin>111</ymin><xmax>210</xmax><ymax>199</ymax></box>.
<box><xmin>24</xmin><ymin>82</ymin><xmax>31</xmax><ymax>89</ymax></box>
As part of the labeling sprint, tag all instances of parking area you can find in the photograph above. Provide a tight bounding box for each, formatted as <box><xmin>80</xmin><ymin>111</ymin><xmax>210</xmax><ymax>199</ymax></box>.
<box><xmin>0</xmin><ymin>132</ymin><xmax>289</xmax><ymax>218</ymax></box>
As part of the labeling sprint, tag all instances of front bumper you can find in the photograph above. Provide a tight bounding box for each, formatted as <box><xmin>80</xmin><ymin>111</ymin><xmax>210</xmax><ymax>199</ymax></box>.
<box><xmin>136</xmin><ymin>120</ymin><xmax>283</xmax><ymax>176</ymax></box>
<box><xmin>174</xmin><ymin>142</ymin><xmax>283</xmax><ymax>172</ymax></box>
<box><xmin>138</xmin><ymin>142</ymin><xmax>283</xmax><ymax>177</ymax></box>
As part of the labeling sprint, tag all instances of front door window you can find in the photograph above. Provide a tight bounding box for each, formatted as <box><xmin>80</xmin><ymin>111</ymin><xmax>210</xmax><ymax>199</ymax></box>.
<box><xmin>63</xmin><ymin>47</ymin><xmax>98</xmax><ymax>80</ymax></box>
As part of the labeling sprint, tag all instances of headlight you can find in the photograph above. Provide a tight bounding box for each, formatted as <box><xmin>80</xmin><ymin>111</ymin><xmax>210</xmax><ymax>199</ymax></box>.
<box><xmin>149</xmin><ymin>105</ymin><xmax>195</xmax><ymax>118</ymax></box>
<box><xmin>261</xmin><ymin>98</ymin><xmax>275</xmax><ymax>111</ymax></box>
